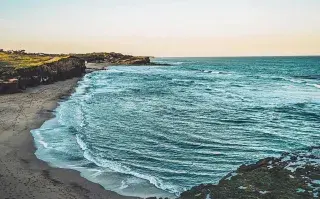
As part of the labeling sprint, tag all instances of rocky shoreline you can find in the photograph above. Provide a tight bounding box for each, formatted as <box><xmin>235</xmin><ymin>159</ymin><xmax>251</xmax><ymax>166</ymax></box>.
<box><xmin>179</xmin><ymin>146</ymin><xmax>320</xmax><ymax>199</ymax></box>
<box><xmin>0</xmin><ymin>50</ymin><xmax>166</xmax><ymax>94</ymax></box>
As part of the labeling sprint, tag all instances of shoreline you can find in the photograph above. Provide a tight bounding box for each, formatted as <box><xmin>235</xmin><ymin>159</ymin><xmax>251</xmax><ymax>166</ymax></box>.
<box><xmin>1</xmin><ymin>62</ymin><xmax>318</xmax><ymax>199</ymax></box>
<box><xmin>0</xmin><ymin>77</ymin><xmax>139</xmax><ymax>199</ymax></box>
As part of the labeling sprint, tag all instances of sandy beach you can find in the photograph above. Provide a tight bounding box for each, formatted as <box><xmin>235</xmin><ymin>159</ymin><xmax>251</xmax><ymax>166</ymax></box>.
<box><xmin>0</xmin><ymin>78</ymin><xmax>138</xmax><ymax>199</ymax></box>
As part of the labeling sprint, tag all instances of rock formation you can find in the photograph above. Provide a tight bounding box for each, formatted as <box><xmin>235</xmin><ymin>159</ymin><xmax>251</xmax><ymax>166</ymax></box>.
<box><xmin>0</xmin><ymin>50</ymin><xmax>167</xmax><ymax>94</ymax></box>
<box><xmin>179</xmin><ymin>146</ymin><xmax>320</xmax><ymax>199</ymax></box>
<box><xmin>0</xmin><ymin>56</ymin><xmax>85</xmax><ymax>94</ymax></box>
<box><xmin>73</xmin><ymin>52</ymin><xmax>152</xmax><ymax>65</ymax></box>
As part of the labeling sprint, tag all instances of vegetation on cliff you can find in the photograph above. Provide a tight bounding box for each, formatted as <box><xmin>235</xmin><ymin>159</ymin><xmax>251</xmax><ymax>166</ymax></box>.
<box><xmin>0</xmin><ymin>50</ymin><xmax>85</xmax><ymax>94</ymax></box>
<box><xmin>0</xmin><ymin>50</ymin><xmax>68</xmax><ymax>69</ymax></box>
<box><xmin>72</xmin><ymin>52</ymin><xmax>151</xmax><ymax>65</ymax></box>
<box><xmin>0</xmin><ymin>49</ymin><xmax>157</xmax><ymax>94</ymax></box>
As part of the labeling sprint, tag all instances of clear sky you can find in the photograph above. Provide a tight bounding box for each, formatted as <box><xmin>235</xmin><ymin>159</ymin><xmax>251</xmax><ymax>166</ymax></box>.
<box><xmin>1</xmin><ymin>0</ymin><xmax>320</xmax><ymax>56</ymax></box>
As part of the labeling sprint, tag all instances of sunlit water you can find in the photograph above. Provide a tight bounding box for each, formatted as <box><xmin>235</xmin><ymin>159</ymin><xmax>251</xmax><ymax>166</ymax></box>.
<box><xmin>32</xmin><ymin>57</ymin><xmax>320</xmax><ymax>198</ymax></box>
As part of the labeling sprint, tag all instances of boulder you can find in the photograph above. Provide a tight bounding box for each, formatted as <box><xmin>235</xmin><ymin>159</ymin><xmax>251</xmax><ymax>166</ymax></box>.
<box><xmin>0</xmin><ymin>79</ymin><xmax>19</xmax><ymax>94</ymax></box>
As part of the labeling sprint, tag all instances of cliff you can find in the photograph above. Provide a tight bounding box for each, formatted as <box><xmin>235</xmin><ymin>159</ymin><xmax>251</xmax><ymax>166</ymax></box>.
<box><xmin>0</xmin><ymin>51</ymin><xmax>86</xmax><ymax>94</ymax></box>
<box><xmin>16</xmin><ymin>57</ymin><xmax>85</xmax><ymax>89</ymax></box>
<box><xmin>72</xmin><ymin>52</ymin><xmax>151</xmax><ymax>65</ymax></box>
<box><xmin>0</xmin><ymin>50</ymin><xmax>156</xmax><ymax>94</ymax></box>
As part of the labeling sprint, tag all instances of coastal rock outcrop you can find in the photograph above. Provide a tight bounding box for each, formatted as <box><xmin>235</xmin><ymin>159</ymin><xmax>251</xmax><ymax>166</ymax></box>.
<box><xmin>17</xmin><ymin>57</ymin><xmax>85</xmax><ymax>88</ymax></box>
<box><xmin>0</xmin><ymin>49</ymin><xmax>167</xmax><ymax>94</ymax></box>
<box><xmin>73</xmin><ymin>52</ymin><xmax>152</xmax><ymax>65</ymax></box>
<box><xmin>179</xmin><ymin>146</ymin><xmax>320</xmax><ymax>199</ymax></box>
<box><xmin>0</xmin><ymin>56</ymin><xmax>85</xmax><ymax>94</ymax></box>
<box><xmin>0</xmin><ymin>78</ymin><xmax>19</xmax><ymax>94</ymax></box>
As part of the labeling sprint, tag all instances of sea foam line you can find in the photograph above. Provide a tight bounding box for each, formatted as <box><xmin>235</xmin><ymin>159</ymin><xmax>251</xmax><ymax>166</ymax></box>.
<box><xmin>75</xmin><ymin>135</ymin><xmax>181</xmax><ymax>195</ymax></box>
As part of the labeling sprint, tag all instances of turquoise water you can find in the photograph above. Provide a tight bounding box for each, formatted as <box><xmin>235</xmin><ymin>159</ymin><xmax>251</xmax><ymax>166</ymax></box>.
<box><xmin>32</xmin><ymin>57</ymin><xmax>320</xmax><ymax>198</ymax></box>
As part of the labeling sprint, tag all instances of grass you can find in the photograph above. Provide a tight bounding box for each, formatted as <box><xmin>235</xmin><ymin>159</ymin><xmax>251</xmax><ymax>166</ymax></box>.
<box><xmin>0</xmin><ymin>52</ymin><xmax>69</xmax><ymax>69</ymax></box>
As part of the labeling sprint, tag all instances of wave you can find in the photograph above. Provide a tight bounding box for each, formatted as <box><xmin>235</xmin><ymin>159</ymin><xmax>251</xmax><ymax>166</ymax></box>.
<box><xmin>200</xmin><ymin>70</ymin><xmax>229</xmax><ymax>74</ymax></box>
<box><xmin>76</xmin><ymin>134</ymin><xmax>88</xmax><ymax>150</ymax></box>
<box><xmin>285</xmin><ymin>78</ymin><xmax>305</xmax><ymax>84</ymax></box>
<box><xmin>83</xmin><ymin>151</ymin><xmax>181</xmax><ymax>195</ymax></box>
<box><xmin>153</xmin><ymin>61</ymin><xmax>184</xmax><ymax>65</ymax></box>
<box><xmin>35</xmin><ymin>131</ymin><xmax>49</xmax><ymax>149</ymax></box>
<box><xmin>75</xmin><ymin>135</ymin><xmax>181</xmax><ymax>195</ymax></box>
<box><xmin>269</xmin><ymin>76</ymin><xmax>320</xmax><ymax>89</ymax></box>
<box><xmin>171</xmin><ymin>62</ymin><xmax>184</xmax><ymax>65</ymax></box>
<box><xmin>306</xmin><ymin>83</ymin><xmax>320</xmax><ymax>89</ymax></box>
<box><xmin>293</xmin><ymin>75</ymin><xmax>320</xmax><ymax>80</ymax></box>
<box><xmin>269</xmin><ymin>76</ymin><xmax>305</xmax><ymax>84</ymax></box>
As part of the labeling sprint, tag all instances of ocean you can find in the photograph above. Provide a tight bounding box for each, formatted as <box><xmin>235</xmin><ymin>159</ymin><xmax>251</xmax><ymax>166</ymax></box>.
<box><xmin>31</xmin><ymin>57</ymin><xmax>320</xmax><ymax>198</ymax></box>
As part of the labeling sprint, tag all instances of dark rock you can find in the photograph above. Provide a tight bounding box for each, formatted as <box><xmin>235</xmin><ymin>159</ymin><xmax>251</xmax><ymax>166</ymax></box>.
<box><xmin>0</xmin><ymin>79</ymin><xmax>19</xmax><ymax>94</ymax></box>
<box><xmin>179</xmin><ymin>147</ymin><xmax>320</xmax><ymax>199</ymax></box>
<box><xmin>73</xmin><ymin>53</ymin><xmax>152</xmax><ymax>65</ymax></box>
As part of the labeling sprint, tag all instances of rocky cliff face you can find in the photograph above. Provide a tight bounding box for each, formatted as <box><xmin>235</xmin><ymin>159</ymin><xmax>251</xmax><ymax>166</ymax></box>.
<box><xmin>0</xmin><ymin>57</ymin><xmax>85</xmax><ymax>94</ymax></box>
<box><xmin>0</xmin><ymin>50</ymin><xmax>156</xmax><ymax>94</ymax></box>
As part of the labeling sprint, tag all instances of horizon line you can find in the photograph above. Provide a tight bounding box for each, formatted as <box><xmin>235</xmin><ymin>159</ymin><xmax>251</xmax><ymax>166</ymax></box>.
<box><xmin>1</xmin><ymin>49</ymin><xmax>320</xmax><ymax>58</ymax></box>
<box><xmin>156</xmin><ymin>55</ymin><xmax>320</xmax><ymax>58</ymax></box>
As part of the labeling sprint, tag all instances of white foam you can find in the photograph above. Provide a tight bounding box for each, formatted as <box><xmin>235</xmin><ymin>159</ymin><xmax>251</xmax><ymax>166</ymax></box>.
<box><xmin>76</xmin><ymin>134</ymin><xmax>88</xmax><ymax>150</ymax></box>
<box><xmin>238</xmin><ymin>186</ymin><xmax>247</xmax><ymax>190</ymax></box>
<box><xmin>287</xmin><ymin>78</ymin><xmax>304</xmax><ymax>84</ymax></box>
<box><xmin>82</xmin><ymin>150</ymin><xmax>180</xmax><ymax>195</ymax></box>
<box><xmin>34</xmin><ymin>131</ymin><xmax>49</xmax><ymax>149</ymax></box>
<box><xmin>306</xmin><ymin>83</ymin><xmax>320</xmax><ymax>89</ymax></box>
<box><xmin>172</xmin><ymin>61</ymin><xmax>184</xmax><ymax>65</ymax></box>
<box><xmin>120</xmin><ymin>180</ymin><xmax>129</xmax><ymax>190</ymax></box>
<box><xmin>91</xmin><ymin>170</ymin><xmax>104</xmax><ymax>178</ymax></box>
<box><xmin>259</xmin><ymin>191</ymin><xmax>271</xmax><ymax>194</ymax></box>
<box><xmin>38</xmin><ymin>140</ymin><xmax>49</xmax><ymax>149</ymax></box>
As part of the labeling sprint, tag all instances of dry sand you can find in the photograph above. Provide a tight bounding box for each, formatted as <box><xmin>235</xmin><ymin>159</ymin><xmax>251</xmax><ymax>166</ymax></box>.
<box><xmin>0</xmin><ymin>78</ymin><xmax>138</xmax><ymax>199</ymax></box>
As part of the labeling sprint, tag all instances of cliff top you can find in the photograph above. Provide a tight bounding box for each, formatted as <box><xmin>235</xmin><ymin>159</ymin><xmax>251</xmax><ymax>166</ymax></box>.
<box><xmin>0</xmin><ymin>50</ymin><xmax>151</xmax><ymax>69</ymax></box>
<box><xmin>0</xmin><ymin>50</ymin><xmax>69</xmax><ymax>69</ymax></box>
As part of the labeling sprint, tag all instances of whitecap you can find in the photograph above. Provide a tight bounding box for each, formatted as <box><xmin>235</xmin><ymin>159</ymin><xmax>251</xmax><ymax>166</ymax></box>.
<box><xmin>287</xmin><ymin>78</ymin><xmax>304</xmax><ymax>84</ymax></box>
<box><xmin>259</xmin><ymin>191</ymin><xmax>271</xmax><ymax>194</ymax></box>
<box><xmin>306</xmin><ymin>83</ymin><xmax>320</xmax><ymax>89</ymax></box>
<box><xmin>76</xmin><ymin>134</ymin><xmax>88</xmax><ymax>150</ymax></box>
<box><xmin>238</xmin><ymin>186</ymin><xmax>247</xmax><ymax>190</ymax></box>
<box><xmin>171</xmin><ymin>61</ymin><xmax>184</xmax><ymax>65</ymax></box>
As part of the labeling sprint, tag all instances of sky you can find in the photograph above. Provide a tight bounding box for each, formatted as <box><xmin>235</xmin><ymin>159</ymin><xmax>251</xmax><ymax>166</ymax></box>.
<box><xmin>1</xmin><ymin>0</ymin><xmax>320</xmax><ymax>57</ymax></box>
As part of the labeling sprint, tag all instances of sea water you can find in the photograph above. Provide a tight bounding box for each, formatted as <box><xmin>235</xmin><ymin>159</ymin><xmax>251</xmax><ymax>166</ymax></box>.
<box><xmin>32</xmin><ymin>57</ymin><xmax>320</xmax><ymax>198</ymax></box>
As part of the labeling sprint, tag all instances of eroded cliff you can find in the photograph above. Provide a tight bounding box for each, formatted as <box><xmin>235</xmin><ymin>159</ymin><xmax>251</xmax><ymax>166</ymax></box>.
<box><xmin>0</xmin><ymin>53</ymin><xmax>85</xmax><ymax>94</ymax></box>
<box><xmin>0</xmin><ymin>50</ymin><xmax>154</xmax><ymax>94</ymax></box>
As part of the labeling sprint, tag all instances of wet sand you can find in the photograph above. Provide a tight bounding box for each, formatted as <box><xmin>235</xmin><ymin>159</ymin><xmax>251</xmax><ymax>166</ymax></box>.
<box><xmin>0</xmin><ymin>78</ymin><xmax>138</xmax><ymax>199</ymax></box>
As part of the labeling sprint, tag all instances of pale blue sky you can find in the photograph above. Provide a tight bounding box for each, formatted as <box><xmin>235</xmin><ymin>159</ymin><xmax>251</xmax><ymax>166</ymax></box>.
<box><xmin>1</xmin><ymin>0</ymin><xmax>320</xmax><ymax>56</ymax></box>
